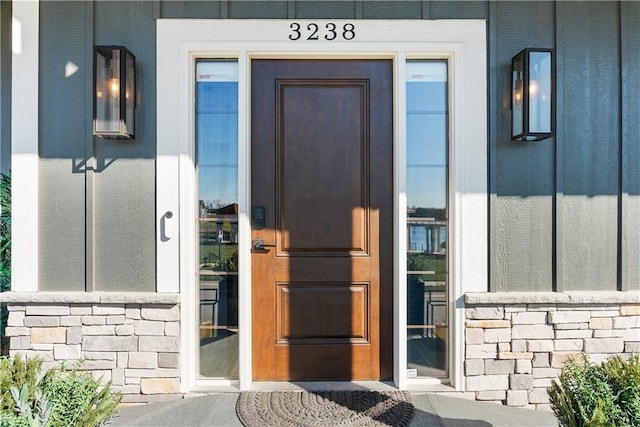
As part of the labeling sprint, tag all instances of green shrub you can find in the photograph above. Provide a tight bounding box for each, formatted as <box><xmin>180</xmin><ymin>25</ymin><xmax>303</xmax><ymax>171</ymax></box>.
<box><xmin>600</xmin><ymin>355</ymin><xmax>640</xmax><ymax>425</ymax></box>
<box><xmin>0</xmin><ymin>356</ymin><xmax>50</xmax><ymax>412</ymax></box>
<box><xmin>0</xmin><ymin>412</ymin><xmax>32</xmax><ymax>427</ymax></box>
<box><xmin>0</xmin><ymin>172</ymin><xmax>10</xmax><ymax>351</ymax></box>
<box><xmin>0</xmin><ymin>172</ymin><xmax>11</xmax><ymax>279</ymax></box>
<box><xmin>0</xmin><ymin>356</ymin><xmax>121</xmax><ymax>427</ymax></box>
<box><xmin>44</xmin><ymin>366</ymin><xmax>121</xmax><ymax>427</ymax></box>
<box><xmin>549</xmin><ymin>353</ymin><xmax>640</xmax><ymax>427</ymax></box>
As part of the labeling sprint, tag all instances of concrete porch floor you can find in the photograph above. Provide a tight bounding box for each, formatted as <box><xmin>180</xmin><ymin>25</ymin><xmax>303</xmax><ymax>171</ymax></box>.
<box><xmin>106</xmin><ymin>392</ymin><xmax>558</xmax><ymax>426</ymax></box>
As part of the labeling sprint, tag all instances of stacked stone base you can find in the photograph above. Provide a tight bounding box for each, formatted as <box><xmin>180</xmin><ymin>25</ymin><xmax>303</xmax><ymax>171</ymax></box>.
<box><xmin>464</xmin><ymin>292</ymin><xmax>640</xmax><ymax>410</ymax></box>
<box><xmin>2</xmin><ymin>293</ymin><xmax>181</xmax><ymax>403</ymax></box>
<box><xmin>3</xmin><ymin>291</ymin><xmax>638</xmax><ymax>408</ymax></box>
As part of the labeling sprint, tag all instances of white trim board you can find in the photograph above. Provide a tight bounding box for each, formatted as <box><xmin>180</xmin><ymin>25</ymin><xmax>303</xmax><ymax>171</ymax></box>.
<box><xmin>12</xmin><ymin>0</ymin><xmax>39</xmax><ymax>292</ymax></box>
<box><xmin>156</xmin><ymin>19</ymin><xmax>487</xmax><ymax>393</ymax></box>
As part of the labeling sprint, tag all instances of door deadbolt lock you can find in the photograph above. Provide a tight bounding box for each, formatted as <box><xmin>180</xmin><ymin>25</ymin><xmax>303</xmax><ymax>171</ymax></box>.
<box><xmin>252</xmin><ymin>206</ymin><xmax>266</xmax><ymax>229</ymax></box>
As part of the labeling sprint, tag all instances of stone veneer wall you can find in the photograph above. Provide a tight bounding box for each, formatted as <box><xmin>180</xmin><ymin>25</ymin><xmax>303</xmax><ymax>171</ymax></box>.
<box><xmin>3</xmin><ymin>291</ymin><xmax>638</xmax><ymax>407</ymax></box>
<box><xmin>1</xmin><ymin>293</ymin><xmax>181</xmax><ymax>403</ymax></box>
<box><xmin>464</xmin><ymin>292</ymin><xmax>640</xmax><ymax>410</ymax></box>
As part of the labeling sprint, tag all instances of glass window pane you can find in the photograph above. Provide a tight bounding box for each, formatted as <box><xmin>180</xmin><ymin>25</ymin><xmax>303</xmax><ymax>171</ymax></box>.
<box><xmin>196</xmin><ymin>61</ymin><xmax>239</xmax><ymax>379</ymax></box>
<box><xmin>407</xmin><ymin>114</ymin><xmax>446</xmax><ymax>166</ymax></box>
<box><xmin>512</xmin><ymin>53</ymin><xmax>524</xmax><ymax>137</ymax></box>
<box><xmin>406</xmin><ymin>62</ymin><xmax>447</xmax><ymax>112</ymax></box>
<box><xmin>198</xmin><ymin>115</ymin><xmax>238</xmax><ymax>166</ymax></box>
<box><xmin>125</xmin><ymin>51</ymin><xmax>135</xmax><ymax>135</ymax></box>
<box><xmin>197</xmin><ymin>82</ymin><xmax>239</xmax><ymax>113</ymax></box>
<box><xmin>95</xmin><ymin>49</ymin><xmax>121</xmax><ymax>132</ymax></box>
<box><xmin>407</xmin><ymin>166</ymin><xmax>447</xmax><ymax>212</ymax></box>
<box><xmin>529</xmin><ymin>51</ymin><xmax>552</xmax><ymax>133</ymax></box>
<box><xmin>198</xmin><ymin>166</ymin><xmax>238</xmax><ymax>208</ymax></box>
<box><xmin>406</xmin><ymin>61</ymin><xmax>448</xmax><ymax>379</ymax></box>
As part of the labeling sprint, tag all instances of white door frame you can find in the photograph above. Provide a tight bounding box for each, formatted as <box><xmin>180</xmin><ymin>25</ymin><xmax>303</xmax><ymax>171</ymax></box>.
<box><xmin>156</xmin><ymin>19</ymin><xmax>487</xmax><ymax>392</ymax></box>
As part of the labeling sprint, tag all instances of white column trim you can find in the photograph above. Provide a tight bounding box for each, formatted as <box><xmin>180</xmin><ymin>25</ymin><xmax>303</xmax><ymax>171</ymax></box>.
<box><xmin>394</xmin><ymin>53</ymin><xmax>408</xmax><ymax>390</ymax></box>
<box><xmin>11</xmin><ymin>0</ymin><xmax>39</xmax><ymax>292</ymax></box>
<box><xmin>156</xmin><ymin>27</ymin><xmax>180</xmax><ymax>293</ymax></box>
<box><xmin>156</xmin><ymin>19</ymin><xmax>487</xmax><ymax>392</ymax></box>
<box><xmin>237</xmin><ymin>51</ymin><xmax>252</xmax><ymax>390</ymax></box>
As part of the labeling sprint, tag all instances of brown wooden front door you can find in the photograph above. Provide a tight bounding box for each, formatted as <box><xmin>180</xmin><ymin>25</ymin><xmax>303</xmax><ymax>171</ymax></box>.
<box><xmin>251</xmin><ymin>59</ymin><xmax>393</xmax><ymax>381</ymax></box>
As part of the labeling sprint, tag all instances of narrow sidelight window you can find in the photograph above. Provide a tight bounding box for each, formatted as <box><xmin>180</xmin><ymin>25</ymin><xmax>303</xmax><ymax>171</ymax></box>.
<box><xmin>406</xmin><ymin>61</ymin><xmax>449</xmax><ymax>379</ymax></box>
<box><xmin>195</xmin><ymin>61</ymin><xmax>239</xmax><ymax>379</ymax></box>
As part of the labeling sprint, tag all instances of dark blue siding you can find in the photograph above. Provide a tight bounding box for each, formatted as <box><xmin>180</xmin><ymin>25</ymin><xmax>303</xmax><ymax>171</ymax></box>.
<box><xmin>30</xmin><ymin>1</ymin><xmax>640</xmax><ymax>292</ymax></box>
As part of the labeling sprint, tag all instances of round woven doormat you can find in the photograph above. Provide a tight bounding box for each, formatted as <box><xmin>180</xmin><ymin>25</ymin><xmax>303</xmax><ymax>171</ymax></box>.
<box><xmin>236</xmin><ymin>390</ymin><xmax>414</xmax><ymax>427</ymax></box>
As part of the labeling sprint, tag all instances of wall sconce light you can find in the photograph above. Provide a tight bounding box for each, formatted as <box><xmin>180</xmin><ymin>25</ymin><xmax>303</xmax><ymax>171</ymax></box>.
<box><xmin>511</xmin><ymin>48</ymin><xmax>554</xmax><ymax>141</ymax></box>
<box><xmin>93</xmin><ymin>46</ymin><xmax>135</xmax><ymax>139</ymax></box>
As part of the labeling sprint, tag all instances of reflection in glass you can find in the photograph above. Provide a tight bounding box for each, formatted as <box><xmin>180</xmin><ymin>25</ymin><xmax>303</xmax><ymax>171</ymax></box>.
<box><xmin>95</xmin><ymin>49</ymin><xmax>121</xmax><ymax>133</ymax></box>
<box><xmin>528</xmin><ymin>51</ymin><xmax>552</xmax><ymax>133</ymax></box>
<box><xmin>406</xmin><ymin>114</ymin><xmax>447</xmax><ymax>165</ymax></box>
<box><xmin>512</xmin><ymin>53</ymin><xmax>524</xmax><ymax>138</ymax></box>
<box><xmin>196</xmin><ymin>61</ymin><xmax>239</xmax><ymax>379</ymax></box>
<box><xmin>125</xmin><ymin>52</ymin><xmax>135</xmax><ymax>136</ymax></box>
<box><xmin>407</xmin><ymin>167</ymin><xmax>447</xmax><ymax>211</ymax></box>
<box><xmin>406</xmin><ymin>61</ymin><xmax>448</xmax><ymax>379</ymax></box>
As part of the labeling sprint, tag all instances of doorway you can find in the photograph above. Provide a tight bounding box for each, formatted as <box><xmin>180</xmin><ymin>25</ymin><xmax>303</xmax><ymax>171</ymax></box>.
<box><xmin>250</xmin><ymin>59</ymin><xmax>393</xmax><ymax>381</ymax></box>
<box><xmin>157</xmin><ymin>19</ymin><xmax>488</xmax><ymax>391</ymax></box>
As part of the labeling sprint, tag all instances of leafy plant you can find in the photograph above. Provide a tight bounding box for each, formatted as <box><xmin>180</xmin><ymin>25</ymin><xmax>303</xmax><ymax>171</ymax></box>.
<box><xmin>0</xmin><ymin>172</ymin><xmax>10</xmax><ymax>283</ymax></box>
<box><xmin>0</xmin><ymin>172</ymin><xmax>10</xmax><ymax>355</ymax></box>
<box><xmin>43</xmin><ymin>367</ymin><xmax>121</xmax><ymax>427</ymax></box>
<box><xmin>0</xmin><ymin>356</ymin><xmax>48</xmax><ymax>412</ymax></box>
<box><xmin>407</xmin><ymin>253</ymin><xmax>446</xmax><ymax>282</ymax></box>
<box><xmin>9</xmin><ymin>368</ymin><xmax>52</xmax><ymax>427</ymax></box>
<box><xmin>201</xmin><ymin>246</ymin><xmax>238</xmax><ymax>272</ymax></box>
<box><xmin>0</xmin><ymin>412</ymin><xmax>32</xmax><ymax>427</ymax></box>
<box><xmin>549</xmin><ymin>353</ymin><xmax>640</xmax><ymax>427</ymax></box>
<box><xmin>600</xmin><ymin>354</ymin><xmax>640</xmax><ymax>425</ymax></box>
<box><xmin>0</xmin><ymin>355</ymin><xmax>121</xmax><ymax>427</ymax></box>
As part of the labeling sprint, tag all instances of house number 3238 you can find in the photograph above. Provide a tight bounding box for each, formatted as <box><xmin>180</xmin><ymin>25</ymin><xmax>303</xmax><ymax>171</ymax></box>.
<box><xmin>288</xmin><ymin>23</ymin><xmax>356</xmax><ymax>41</ymax></box>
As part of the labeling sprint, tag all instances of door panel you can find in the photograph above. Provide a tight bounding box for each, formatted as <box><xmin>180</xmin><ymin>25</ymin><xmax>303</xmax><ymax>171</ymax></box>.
<box><xmin>278</xmin><ymin>81</ymin><xmax>369</xmax><ymax>255</ymax></box>
<box><xmin>276</xmin><ymin>283</ymin><xmax>369</xmax><ymax>344</ymax></box>
<box><xmin>251</xmin><ymin>59</ymin><xmax>393</xmax><ymax>381</ymax></box>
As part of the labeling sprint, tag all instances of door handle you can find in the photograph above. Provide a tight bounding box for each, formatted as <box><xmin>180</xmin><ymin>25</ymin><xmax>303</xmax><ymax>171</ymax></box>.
<box><xmin>252</xmin><ymin>239</ymin><xmax>276</xmax><ymax>253</ymax></box>
<box><xmin>160</xmin><ymin>211</ymin><xmax>173</xmax><ymax>242</ymax></box>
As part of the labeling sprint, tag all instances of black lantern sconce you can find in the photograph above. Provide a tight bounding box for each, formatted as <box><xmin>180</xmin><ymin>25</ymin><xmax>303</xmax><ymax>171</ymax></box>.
<box><xmin>511</xmin><ymin>48</ymin><xmax>554</xmax><ymax>141</ymax></box>
<box><xmin>93</xmin><ymin>46</ymin><xmax>135</xmax><ymax>139</ymax></box>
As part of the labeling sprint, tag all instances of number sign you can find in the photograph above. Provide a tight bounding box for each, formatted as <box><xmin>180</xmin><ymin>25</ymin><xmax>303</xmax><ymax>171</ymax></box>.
<box><xmin>288</xmin><ymin>22</ymin><xmax>356</xmax><ymax>41</ymax></box>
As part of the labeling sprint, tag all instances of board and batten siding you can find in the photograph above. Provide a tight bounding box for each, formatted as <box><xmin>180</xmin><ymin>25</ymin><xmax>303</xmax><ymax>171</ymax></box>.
<box><xmin>556</xmin><ymin>1</ymin><xmax>620</xmax><ymax>292</ymax></box>
<box><xmin>39</xmin><ymin>1</ymin><xmax>156</xmax><ymax>292</ymax></box>
<box><xmin>621</xmin><ymin>1</ymin><xmax>640</xmax><ymax>292</ymax></box>
<box><xmin>39</xmin><ymin>1</ymin><xmax>89</xmax><ymax>291</ymax></box>
<box><xmin>489</xmin><ymin>1</ymin><xmax>639</xmax><ymax>292</ymax></box>
<box><xmin>30</xmin><ymin>1</ymin><xmax>639</xmax><ymax>293</ymax></box>
<box><xmin>0</xmin><ymin>1</ymin><xmax>11</xmax><ymax>174</ymax></box>
<box><xmin>489</xmin><ymin>1</ymin><xmax>555</xmax><ymax>292</ymax></box>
